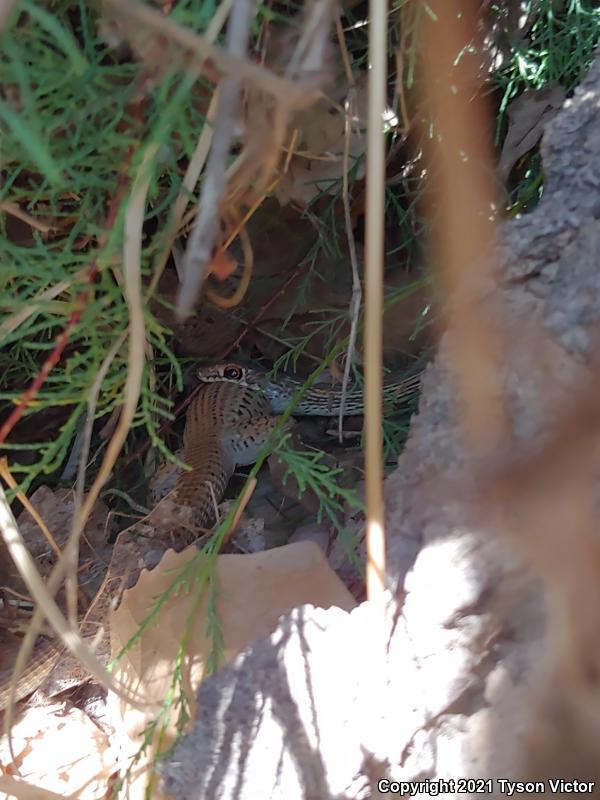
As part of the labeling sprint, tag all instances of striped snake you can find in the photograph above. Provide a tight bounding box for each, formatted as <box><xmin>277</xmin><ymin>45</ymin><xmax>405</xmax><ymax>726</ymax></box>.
<box><xmin>0</xmin><ymin>361</ymin><xmax>421</xmax><ymax>709</ymax></box>
<box><xmin>195</xmin><ymin>361</ymin><xmax>422</xmax><ymax>416</ymax></box>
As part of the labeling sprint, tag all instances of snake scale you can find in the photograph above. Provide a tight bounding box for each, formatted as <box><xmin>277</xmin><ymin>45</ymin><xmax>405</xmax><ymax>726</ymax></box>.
<box><xmin>0</xmin><ymin>362</ymin><xmax>420</xmax><ymax>710</ymax></box>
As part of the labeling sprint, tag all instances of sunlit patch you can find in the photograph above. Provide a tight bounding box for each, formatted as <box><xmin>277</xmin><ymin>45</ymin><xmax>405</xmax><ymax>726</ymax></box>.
<box><xmin>382</xmin><ymin>107</ymin><xmax>399</xmax><ymax>132</ymax></box>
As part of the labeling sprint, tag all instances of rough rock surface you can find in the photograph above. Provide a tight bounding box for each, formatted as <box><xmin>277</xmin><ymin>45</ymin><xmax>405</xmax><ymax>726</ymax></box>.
<box><xmin>159</xmin><ymin>52</ymin><xmax>600</xmax><ymax>800</ymax></box>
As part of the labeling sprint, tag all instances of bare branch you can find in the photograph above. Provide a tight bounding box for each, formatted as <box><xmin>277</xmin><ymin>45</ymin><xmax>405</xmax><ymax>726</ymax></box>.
<box><xmin>176</xmin><ymin>0</ymin><xmax>254</xmax><ymax>319</ymax></box>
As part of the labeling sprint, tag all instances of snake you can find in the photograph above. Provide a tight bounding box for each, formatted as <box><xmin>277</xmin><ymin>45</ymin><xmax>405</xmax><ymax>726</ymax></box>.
<box><xmin>0</xmin><ymin>361</ymin><xmax>421</xmax><ymax>710</ymax></box>
<box><xmin>195</xmin><ymin>361</ymin><xmax>423</xmax><ymax>416</ymax></box>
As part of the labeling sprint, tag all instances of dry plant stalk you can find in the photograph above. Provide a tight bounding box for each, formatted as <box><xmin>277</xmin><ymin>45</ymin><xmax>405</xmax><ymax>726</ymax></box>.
<box><xmin>1</xmin><ymin>200</ymin><xmax>56</xmax><ymax>233</ymax></box>
<box><xmin>103</xmin><ymin>0</ymin><xmax>321</xmax><ymax>108</ymax></box>
<box><xmin>336</xmin><ymin>14</ymin><xmax>362</xmax><ymax>444</ymax></box>
<box><xmin>364</xmin><ymin>0</ymin><xmax>388</xmax><ymax>602</ymax></box>
<box><xmin>0</xmin><ymin>0</ymin><xmax>17</xmax><ymax>33</ymax></box>
<box><xmin>145</xmin><ymin>0</ymin><xmax>235</xmax><ymax>296</ymax></box>
<box><xmin>0</xmin><ymin>459</ymin><xmax>61</xmax><ymax>557</ymax></box>
<box><xmin>0</xmin><ymin>266</ymin><xmax>89</xmax><ymax>336</ymax></box>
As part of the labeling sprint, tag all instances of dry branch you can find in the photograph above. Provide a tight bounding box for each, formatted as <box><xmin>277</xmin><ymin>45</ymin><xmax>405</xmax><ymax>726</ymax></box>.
<box><xmin>176</xmin><ymin>0</ymin><xmax>254</xmax><ymax>319</ymax></box>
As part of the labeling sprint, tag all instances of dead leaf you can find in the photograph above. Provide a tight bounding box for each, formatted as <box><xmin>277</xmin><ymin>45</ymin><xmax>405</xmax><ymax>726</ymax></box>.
<box><xmin>498</xmin><ymin>85</ymin><xmax>565</xmax><ymax>181</ymax></box>
<box><xmin>15</xmin><ymin>486</ymin><xmax>110</xmax><ymax>559</ymax></box>
<box><xmin>275</xmin><ymin>77</ymin><xmax>368</xmax><ymax>207</ymax></box>
<box><xmin>0</xmin><ymin>487</ymin><xmax>112</xmax><ymax>599</ymax></box>
<box><xmin>107</xmin><ymin>541</ymin><xmax>356</xmax><ymax>798</ymax></box>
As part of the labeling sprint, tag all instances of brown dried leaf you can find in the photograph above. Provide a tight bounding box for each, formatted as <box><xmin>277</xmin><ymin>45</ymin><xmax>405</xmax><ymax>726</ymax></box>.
<box><xmin>275</xmin><ymin>80</ymin><xmax>368</xmax><ymax>207</ymax></box>
<box><xmin>498</xmin><ymin>85</ymin><xmax>565</xmax><ymax>181</ymax></box>
<box><xmin>15</xmin><ymin>487</ymin><xmax>109</xmax><ymax>559</ymax></box>
<box><xmin>0</xmin><ymin>487</ymin><xmax>111</xmax><ymax>598</ymax></box>
<box><xmin>107</xmin><ymin>541</ymin><xmax>356</xmax><ymax>796</ymax></box>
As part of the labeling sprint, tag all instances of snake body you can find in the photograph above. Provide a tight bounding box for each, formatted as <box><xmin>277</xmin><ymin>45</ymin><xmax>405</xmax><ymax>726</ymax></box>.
<box><xmin>196</xmin><ymin>361</ymin><xmax>422</xmax><ymax>416</ymax></box>
<box><xmin>0</xmin><ymin>382</ymin><xmax>277</xmax><ymax>710</ymax></box>
<box><xmin>1</xmin><ymin>362</ymin><xmax>421</xmax><ymax>709</ymax></box>
<box><xmin>174</xmin><ymin>380</ymin><xmax>279</xmax><ymax>527</ymax></box>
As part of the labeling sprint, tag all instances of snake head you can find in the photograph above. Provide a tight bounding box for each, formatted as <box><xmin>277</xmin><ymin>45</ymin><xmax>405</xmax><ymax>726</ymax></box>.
<box><xmin>196</xmin><ymin>362</ymin><xmax>266</xmax><ymax>390</ymax></box>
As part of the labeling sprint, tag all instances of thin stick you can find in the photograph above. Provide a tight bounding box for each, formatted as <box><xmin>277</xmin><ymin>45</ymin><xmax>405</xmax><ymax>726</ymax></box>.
<box><xmin>394</xmin><ymin>49</ymin><xmax>410</xmax><ymax>134</ymax></box>
<box><xmin>0</xmin><ymin>1</ymin><xmax>17</xmax><ymax>34</ymax></box>
<box><xmin>150</xmin><ymin>91</ymin><xmax>220</xmax><ymax>290</ymax></box>
<box><xmin>1</xmin><ymin>200</ymin><xmax>55</xmax><ymax>233</ymax></box>
<box><xmin>0</xmin><ymin>266</ymin><xmax>92</xmax><ymax>337</ymax></box>
<box><xmin>335</xmin><ymin>14</ymin><xmax>362</xmax><ymax>443</ymax></box>
<box><xmin>0</xmin><ymin>774</ymin><xmax>68</xmax><ymax>800</ymax></box>
<box><xmin>364</xmin><ymin>0</ymin><xmax>388</xmax><ymax>602</ymax></box>
<box><xmin>336</xmin><ymin>13</ymin><xmax>354</xmax><ymax>85</ymax></box>
<box><xmin>66</xmin><ymin>331</ymin><xmax>128</xmax><ymax>627</ymax></box>
<box><xmin>0</xmin><ymin>459</ymin><xmax>61</xmax><ymax>558</ymax></box>
<box><xmin>206</xmin><ymin>481</ymin><xmax>221</xmax><ymax>526</ymax></box>
<box><xmin>338</xmin><ymin>90</ymin><xmax>362</xmax><ymax>443</ymax></box>
<box><xmin>220</xmin><ymin>477</ymin><xmax>257</xmax><ymax>549</ymax></box>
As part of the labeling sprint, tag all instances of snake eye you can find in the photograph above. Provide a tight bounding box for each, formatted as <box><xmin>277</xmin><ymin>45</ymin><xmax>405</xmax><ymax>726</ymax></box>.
<box><xmin>223</xmin><ymin>365</ymin><xmax>243</xmax><ymax>380</ymax></box>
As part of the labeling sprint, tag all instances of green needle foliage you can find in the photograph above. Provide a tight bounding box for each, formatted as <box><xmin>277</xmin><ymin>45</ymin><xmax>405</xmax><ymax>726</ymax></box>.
<box><xmin>274</xmin><ymin>432</ymin><xmax>363</xmax><ymax>528</ymax></box>
<box><xmin>490</xmin><ymin>0</ymin><xmax>600</xmax><ymax>209</ymax></box>
<box><xmin>0</xmin><ymin>1</ymin><xmax>214</xmax><ymax>491</ymax></box>
<box><xmin>493</xmin><ymin>0</ymin><xmax>600</xmax><ymax>104</ymax></box>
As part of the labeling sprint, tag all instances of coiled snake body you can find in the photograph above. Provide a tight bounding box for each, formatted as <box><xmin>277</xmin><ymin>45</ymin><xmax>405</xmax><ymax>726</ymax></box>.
<box><xmin>174</xmin><ymin>377</ymin><xmax>278</xmax><ymax>528</ymax></box>
<box><xmin>0</xmin><ymin>362</ymin><xmax>420</xmax><ymax>709</ymax></box>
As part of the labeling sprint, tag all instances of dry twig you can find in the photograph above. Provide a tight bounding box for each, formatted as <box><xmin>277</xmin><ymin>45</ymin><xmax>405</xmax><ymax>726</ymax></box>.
<box><xmin>65</xmin><ymin>331</ymin><xmax>128</xmax><ymax>626</ymax></box>
<box><xmin>334</xmin><ymin>14</ymin><xmax>362</xmax><ymax>444</ymax></box>
<box><xmin>0</xmin><ymin>460</ymin><xmax>61</xmax><ymax>558</ymax></box>
<box><xmin>0</xmin><ymin>774</ymin><xmax>68</xmax><ymax>800</ymax></box>
<box><xmin>364</xmin><ymin>0</ymin><xmax>388</xmax><ymax>603</ymax></box>
<box><xmin>338</xmin><ymin>91</ymin><xmax>362</xmax><ymax>442</ymax></box>
<box><xmin>1</xmin><ymin>200</ymin><xmax>56</xmax><ymax>233</ymax></box>
<box><xmin>0</xmin><ymin>0</ymin><xmax>17</xmax><ymax>33</ymax></box>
